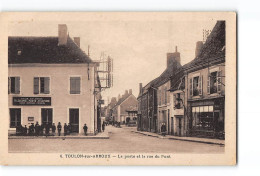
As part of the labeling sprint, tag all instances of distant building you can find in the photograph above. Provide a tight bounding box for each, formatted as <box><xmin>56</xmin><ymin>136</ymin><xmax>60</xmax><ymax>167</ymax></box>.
<box><xmin>8</xmin><ymin>24</ymin><xmax>101</xmax><ymax>135</ymax></box>
<box><xmin>111</xmin><ymin>89</ymin><xmax>138</xmax><ymax>124</ymax></box>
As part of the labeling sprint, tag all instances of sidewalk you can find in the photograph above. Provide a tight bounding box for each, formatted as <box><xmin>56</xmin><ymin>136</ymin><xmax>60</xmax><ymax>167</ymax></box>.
<box><xmin>132</xmin><ymin>130</ymin><xmax>225</xmax><ymax>145</ymax></box>
<box><xmin>8</xmin><ymin>131</ymin><xmax>110</xmax><ymax>139</ymax></box>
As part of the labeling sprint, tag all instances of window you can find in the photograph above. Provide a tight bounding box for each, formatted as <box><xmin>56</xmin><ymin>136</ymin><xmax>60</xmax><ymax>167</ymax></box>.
<box><xmin>10</xmin><ymin>108</ymin><xmax>21</xmax><ymax>128</ymax></box>
<box><xmin>70</xmin><ymin>77</ymin><xmax>81</xmax><ymax>94</ymax></box>
<box><xmin>34</xmin><ymin>77</ymin><xmax>50</xmax><ymax>94</ymax></box>
<box><xmin>174</xmin><ymin>93</ymin><xmax>183</xmax><ymax>109</ymax></box>
<box><xmin>8</xmin><ymin>77</ymin><xmax>20</xmax><ymax>94</ymax></box>
<box><xmin>207</xmin><ymin>70</ymin><xmax>222</xmax><ymax>94</ymax></box>
<box><xmin>189</xmin><ymin>75</ymin><xmax>202</xmax><ymax>97</ymax></box>
<box><xmin>164</xmin><ymin>87</ymin><xmax>167</xmax><ymax>104</ymax></box>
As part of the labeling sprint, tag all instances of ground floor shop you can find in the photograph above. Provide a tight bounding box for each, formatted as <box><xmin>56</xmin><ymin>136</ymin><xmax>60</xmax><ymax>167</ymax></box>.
<box><xmin>9</xmin><ymin>97</ymin><xmax>98</xmax><ymax>135</ymax></box>
<box><xmin>188</xmin><ymin>97</ymin><xmax>225</xmax><ymax>139</ymax></box>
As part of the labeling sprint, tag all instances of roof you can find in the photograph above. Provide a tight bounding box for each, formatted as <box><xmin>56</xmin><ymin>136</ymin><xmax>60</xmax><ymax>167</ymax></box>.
<box><xmin>8</xmin><ymin>36</ymin><xmax>92</xmax><ymax>64</ymax></box>
<box><xmin>183</xmin><ymin>21</ymin><xmax>225</xmax><ymax>72</ymax></box>
<box><xmin>169</xmin><ymin>68</ymin><xmax>185</xmax><ymax>92</ymax></box>
<box><xmin>153</xmin><ymin>58</ymin><xmax>182</xmax><ymax>88</ymax></box>
<box><xmin>112</xmin><ymin>94</ymin><xmax>136</xmax><ymax>109</ymax></box>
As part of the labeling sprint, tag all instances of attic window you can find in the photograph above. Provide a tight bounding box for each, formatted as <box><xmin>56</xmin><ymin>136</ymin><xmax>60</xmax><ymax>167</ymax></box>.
<box><xmin>17</xmin><ymin>50</ymin><xmax>22</xmax><ymax>55</ymax></box>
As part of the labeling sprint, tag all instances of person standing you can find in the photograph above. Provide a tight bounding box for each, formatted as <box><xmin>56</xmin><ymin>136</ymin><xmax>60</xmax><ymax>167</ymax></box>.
<box><xmin>35</xmin><ymin>122</ymin><xmax>40</xmax><ymax>137</ymax></box>
<box><xmin>57</xmin><ymin>122</ymin><xmax>62</xmax><ymax>136</ymax></box>
<box><xmin>83</xmin><ymin>124</ymin><xmax>88</xmax><ymax>136</ymax></box>
<box><xmin>102</xmin><ymin>122</ymin><xmax>105</xmax><ymax>132</ymax></box>
<box><xmin>45</xmin><ymin>123</ymin><xmax>50</xmax><ymax>137</ymax></box>
<box><xmin>67</xmin><ymin>123</ymin><xmax>71</xmax><ymax>135</ymax></box>
<box><xmin>64</xmin><ymin>123</ymin><xmax>68</xmax><ymax>136</ymax></box>
<box><xmin>52</xmin><ymin>123</ymin><xmax>56</xmax><ymax>136</ymax></box>
<box><xmin>24</xmin><ymin>125</ymin><xmax>28</xmax><ymax>135</ymax></box>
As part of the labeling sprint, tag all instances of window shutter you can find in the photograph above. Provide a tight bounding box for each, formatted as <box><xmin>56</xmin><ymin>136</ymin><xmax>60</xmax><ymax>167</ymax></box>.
<box><xmin>15</xmin><ymin>77</ymin><xmax>20</xmax><ymax>94</ymax></box>
<box><xmin>34</xmin><ymin>77</ymin><xmax>39</xmax><ymax>94</ymax></box>
<box><xmin>199</xmin><ymin>76</ymin><xmax>203</xmax><ymax>95</ymax></box>
<box><xmin>174</xmin><ymin>94</ymin><xmax>176</xmax><ymax>107</ymax></box>
<box><xmin>207</xmin><ymin>74</ymin><xmax>210</xmax><ymax>94</ymax></box>
<box><xmin>70</xmin><ymin>77</ymin><xmax>75</xmax><ymax>94</ymax></box>
<box><xmin>70</xmin><ymin>77</ymin><xmax>80</xmax><ymax>94</ymax></box>
<box><xmin>76</xmin><ymin>77</ymin><xmax>80</xmax><ymax>94</ymax></box>
<box><xmin>189</xmin><ymin>78</ymin><xmax>192</xmax><ymax>97</ymax></box>
<box><xmin>217</xmin><ymin>70</ymin><xmax>222</xmax><ymax>93</ymax></box>
<box><xmin>44</xmin><ymin>77</ymin><xmax>50</xmax><ymax>94</ymax></box>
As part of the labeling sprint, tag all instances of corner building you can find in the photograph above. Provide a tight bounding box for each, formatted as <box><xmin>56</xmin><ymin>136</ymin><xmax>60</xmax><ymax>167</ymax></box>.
<box><xmin>8</xmin><ymin>24</ymin><xmax>100</xmax><ymax>135</ymax></box>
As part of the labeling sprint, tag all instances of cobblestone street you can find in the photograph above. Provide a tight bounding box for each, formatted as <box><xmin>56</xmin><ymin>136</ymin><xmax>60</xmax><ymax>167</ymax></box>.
<box><xmin>9</xmin><ymin>125</ymin><xmax>224</xmax><ymax>153</ymax></box>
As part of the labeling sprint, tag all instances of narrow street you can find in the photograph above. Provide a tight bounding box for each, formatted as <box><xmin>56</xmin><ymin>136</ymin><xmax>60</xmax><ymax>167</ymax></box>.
<box><xmin>9</xmin><ymin>125</ymin><xmax>224</xmax><ymax>153</ymax></box>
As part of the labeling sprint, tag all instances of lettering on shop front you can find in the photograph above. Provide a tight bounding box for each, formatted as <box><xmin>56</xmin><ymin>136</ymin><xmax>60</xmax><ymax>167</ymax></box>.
<box><xmin>13</xmin><ymin>97</ymin><xmax>51</xmax><ymax>106</ymax></box>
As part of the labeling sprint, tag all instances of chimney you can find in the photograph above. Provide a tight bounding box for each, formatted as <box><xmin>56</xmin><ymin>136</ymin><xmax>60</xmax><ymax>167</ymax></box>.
<box><xmin>167</xmin><ymin>46</ymin><xmax>180</xmax><ymax>67</ymax></box>
<box><xmin>195</xmin><ymin>41</ymin><xmax>203</xmax><ymax>57</ymax></box>
<box><xmin>58</xmin><ymin>24</ymin><xmax>68</xmax><ymax>46</ymax></box>
<box><xmin>125</xmin><ymin>90</ymin><xmax>129</xmax><ymax>96</ymax></box>
<box><xmin>139</xmin><ymin>83</ymin><xmax>143</xmax><ymax>95</ymax></box>
<box><xmin>74</xmin><ymin>37</ymin><xmax>80</xmax><ymax>47</ymax></box>
<box><xmin>129</xmin><ymin>89</ymin><xmax>132</xmax><ymax>95</ymax></box>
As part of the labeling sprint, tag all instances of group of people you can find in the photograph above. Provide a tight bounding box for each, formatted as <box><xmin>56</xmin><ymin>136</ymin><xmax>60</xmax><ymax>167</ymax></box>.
<box><xmin>16</xmin><ymin>122</ymin><xmax>89</xmax><ymax>136</ymax></box>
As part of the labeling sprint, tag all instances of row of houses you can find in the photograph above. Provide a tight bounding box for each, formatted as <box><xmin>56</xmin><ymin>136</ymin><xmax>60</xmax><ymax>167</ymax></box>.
<box><xmin>8</xmin><ymin>24</ymin><xmax>103</xmax><ymax>135</ymax></box>
<box><xmin>137</xmin><ymin>21</ymin><xmax>225</xmax><ymax>139</ymax></box>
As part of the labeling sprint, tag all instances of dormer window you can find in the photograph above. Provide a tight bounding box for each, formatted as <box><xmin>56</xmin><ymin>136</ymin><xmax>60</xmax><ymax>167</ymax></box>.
<box><xmin>17</xmin><ymin>50</ymin><xmax>22</xmax><ymax>55</ymax></box>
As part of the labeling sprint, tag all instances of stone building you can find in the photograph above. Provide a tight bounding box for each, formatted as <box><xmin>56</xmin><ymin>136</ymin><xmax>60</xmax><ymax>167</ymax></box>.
<box><xmin>8</xmin><ymin>24</ymin><xmax>101</xmax><ymax>135</ymax></box>
<box><xmin>183</xmin><ymin>21</ymin><xmax>225</xmax><ymax>139</ymax></box>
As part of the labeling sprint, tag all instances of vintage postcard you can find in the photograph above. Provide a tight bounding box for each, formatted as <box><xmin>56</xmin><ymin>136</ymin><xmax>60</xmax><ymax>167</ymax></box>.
<box><xmin>0</xmin><ymin>12</ymin><xmax>236</xmax><ymax>165</ymax></box>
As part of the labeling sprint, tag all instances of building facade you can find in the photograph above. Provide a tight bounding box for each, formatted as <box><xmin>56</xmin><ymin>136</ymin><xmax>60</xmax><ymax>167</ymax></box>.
<box><xmin>8</xmin><ymin>24</ymin><xmax>101</xmax><ymax>135</ymax></box>
<box><xmin>184</xmin><ymin>21</ymin><xmax>225</xmax><ymax>139</ymax></box>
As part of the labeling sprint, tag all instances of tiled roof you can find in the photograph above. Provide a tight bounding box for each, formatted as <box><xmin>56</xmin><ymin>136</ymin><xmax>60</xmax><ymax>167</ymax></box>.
<box><xmin>183</xmin><ymin>21</ymin><xmax>225</xmax><ymax>72</ymax></box>
<box><xmin>8</xmin><ymin>36</ymin><xmax>92</xmax><ymax>64</ymax></box>
<box><xmin>112</xmin><ymin>94</ymin><xmax>136</xmax><ymax>109</ymax></box>
<box><xmin>153</xmin><ymin>59</ymin><xmax>182</xmax><ymax>88</ymax></box>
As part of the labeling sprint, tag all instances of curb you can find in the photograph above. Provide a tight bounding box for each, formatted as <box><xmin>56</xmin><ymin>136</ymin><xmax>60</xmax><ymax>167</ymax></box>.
<box><xmin>132</xmin><ymin>131</ymin><xmax>224</xmax><ymax>146</ymax></box>
<box><xmin>8</xmin><ymin>133</ymin><xmax>110</xmax><ymax>140</ymax></box>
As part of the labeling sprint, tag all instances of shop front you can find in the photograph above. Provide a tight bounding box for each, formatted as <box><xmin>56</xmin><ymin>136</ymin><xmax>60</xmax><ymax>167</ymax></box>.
<box><xmin>188</xmin><ymin>97</ymin><xmax>225</xmax><ymax>139</ymax></box>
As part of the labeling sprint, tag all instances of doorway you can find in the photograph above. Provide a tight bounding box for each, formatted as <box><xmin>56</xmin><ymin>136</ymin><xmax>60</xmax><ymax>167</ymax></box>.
<box><xmin>69</xmin><ymin>108</ymin><xmax>79</xmax><ymax>133</ymax></box>
<box><xmin>41</xmin><ymin>108</ymin><xmax>53</xmax><ymax>125</ymax></box>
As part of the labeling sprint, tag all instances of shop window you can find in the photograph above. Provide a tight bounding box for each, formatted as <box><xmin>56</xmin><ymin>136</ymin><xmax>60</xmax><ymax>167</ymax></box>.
<box><xmin>34</xmin><ymin>77</ymin><xmax>50</xmax><ymax>94</ymax></box>
<box><xmin>10</xmin><ymin>108</ymin><xmax>21</xmax><ymax>128</ymax></box>
<box><xmin>191</xmin><ymin>106</ymin><xmax>214</xmax><ymax>131</ymax></box>
<box><xmin>8</xmin><ymin>77</ymin><xmax>20</xmax><ymax>94</ymax></box>
<box><xmin>70</xmin><ymin>77</ymin><xmax>81</xmax><ymax>94</ymax></box>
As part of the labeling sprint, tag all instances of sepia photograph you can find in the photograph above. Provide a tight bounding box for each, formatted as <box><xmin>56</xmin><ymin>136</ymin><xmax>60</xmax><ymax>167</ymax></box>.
<box><xmin>0</xmin><ymin>12</ymin><xmax>236</xmax><ymax>165</ymax></box>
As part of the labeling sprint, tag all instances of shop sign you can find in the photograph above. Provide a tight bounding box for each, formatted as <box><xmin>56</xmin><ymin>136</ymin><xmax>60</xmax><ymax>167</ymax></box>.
<box><xmin>13</xmin><ymin>97</ymin><xmax>51</xmax><ymax>106</ymax></box>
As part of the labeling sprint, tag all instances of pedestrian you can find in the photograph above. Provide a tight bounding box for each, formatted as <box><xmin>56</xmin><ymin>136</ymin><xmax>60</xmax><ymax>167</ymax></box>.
<box><xmin>29</xmin><ymin>123</ymin><xmax>35</xmax><ymax>136</ymax></box>
<box><xmin>24</xmin><ymin>125</ymin><xmax>28</xmax><ymax>135</ymax></box>
<box><xmin>102</xmin><ymin>122</ymin><xmax>105</xmax><ymax>132</ymax></box>
<box><xmin>35</xmin><ymin>122</ymin><xmax>40</xmax><ymax>137</ymax></box>
<box><xmin>83</xmin><ymin>124</ymin><xmax>88</xmax><ymax>135</ymax></box>
<box><xmin>57</xmin><ymin>122</ymin><xmax>62</xmax><ymax>136</ymax></box>
<box><xmin>161</xmin><ymin>123</ymin><xmax>166</xmax><ymax>136</ymax></box>
<box><xmin>64</xmin><ymin>123</ymin><xmax>68</xmax><ymax>136</ymax></box>
<box><xmin>52</xmin><ymin>123</ymin><xmax>56</xmax><ymax>135</ymax></box>
<box><xmin>45</xmin><ymin>123</ymin><xmax>50</xmax><ymax>137</ymax></box>
<box><xmin>67</xmin><ymin>123</ymin><xmax>71</xmax><ymax>135</ymax></box>
<box><xmin>40</xmin><ymin>123</ymin><xmax>45</xmax><ymax>136</ymax></box>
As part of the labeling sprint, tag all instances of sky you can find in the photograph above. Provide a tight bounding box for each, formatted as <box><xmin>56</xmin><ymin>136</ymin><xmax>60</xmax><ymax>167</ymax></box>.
<box><xmin>8</xmin><ymin>16</ymin><xmax>217</xmax><ymax>105</ymax></box>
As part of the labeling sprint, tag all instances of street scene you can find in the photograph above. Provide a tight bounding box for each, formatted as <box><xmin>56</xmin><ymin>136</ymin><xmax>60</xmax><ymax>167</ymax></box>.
<box><xmin>9</xmin><ymin>125</ymin><xmax>224</xmax><ymax>153</ymax></box>
<box><xmin>8</xmin><ymin>15</ymin><xmax>226</xmax><ymax>154</ymax></box>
